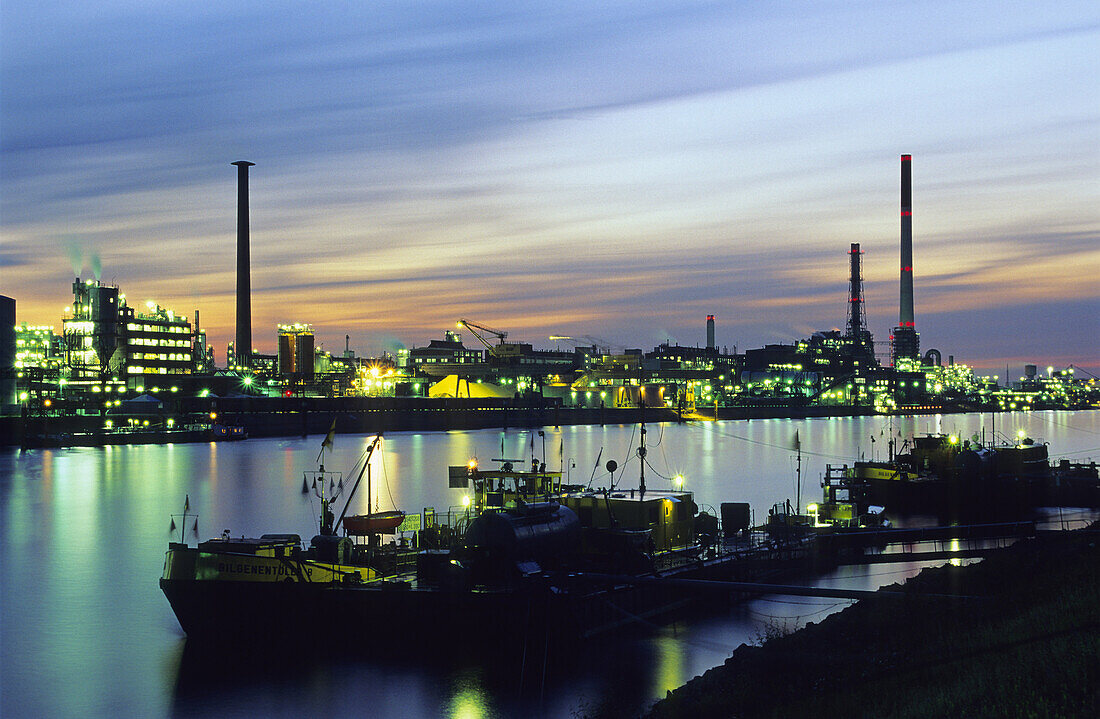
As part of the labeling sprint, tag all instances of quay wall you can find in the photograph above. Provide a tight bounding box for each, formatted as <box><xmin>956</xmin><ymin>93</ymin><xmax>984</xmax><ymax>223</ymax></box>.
<box><xmin>3</xmin><ymin>396</ymin><xmax>952</xmax><ymax>447</ymax></box>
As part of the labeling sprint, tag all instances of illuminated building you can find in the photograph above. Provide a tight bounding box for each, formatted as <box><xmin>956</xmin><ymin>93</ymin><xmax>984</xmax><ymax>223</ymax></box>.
<box><xmin>14</xmin><ymin>323</ymin><xmax>63</xmax><ymax>373</ymax></box>
<box><xmin>63</xmin><ymin>278</ymin><xmax>123</xmax><ymax>382</ymax></box>
<box><xmin>122</xmin><ymin>302</ymin><xmax>193</xmax><ymax>378</ymax></box>
<box><xmin>61</xmin><ymin>278</ymin><xmax>194</xmax><ymax>391</ymax></box>
<box><xmin>278</xmin><ymin>324</ymin><xmax>315</xmax><ymax>379</ymax></box>
<box><xmin>643</xmin><ymin>344</ymin><xmax>739</xmax><ymax>407</ymax></box>
<box><xmin>408</xmin><ymin>331</ymin><xmax>485</xmax><ymax>377</ymax></box>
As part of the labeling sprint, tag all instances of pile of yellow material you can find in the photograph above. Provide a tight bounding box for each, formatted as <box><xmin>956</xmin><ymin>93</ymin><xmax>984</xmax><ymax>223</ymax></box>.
<box><xmin>428</xmin><ymin>375</ymin><xmax>511</xmax><ymax>399</ymax></box>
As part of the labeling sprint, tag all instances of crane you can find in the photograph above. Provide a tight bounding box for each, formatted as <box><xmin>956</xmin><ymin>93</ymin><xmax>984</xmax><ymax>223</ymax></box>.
<box><xmin>457</xmin><ymin>319</ymin><xmax>519</xmax><ymax>359</ymax></box>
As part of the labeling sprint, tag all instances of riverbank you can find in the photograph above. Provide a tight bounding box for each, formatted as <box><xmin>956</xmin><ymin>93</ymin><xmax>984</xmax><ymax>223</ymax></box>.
<box><xmin>641</xmin><ymin>523</ymin><xmax>1100</xmax><ymax>718</ymax></box>
<box><xmin>5</xmin><ymin>393</ymin><xmax>974</xmax><ymax>447</ymax></box>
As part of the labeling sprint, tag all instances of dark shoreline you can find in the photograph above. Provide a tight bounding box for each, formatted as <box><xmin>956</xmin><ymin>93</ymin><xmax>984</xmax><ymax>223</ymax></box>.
<box><xmin>638</xmin><ymin>523</ymin><xmax>1100</xmax><ymax>719</ymax></box>
<box><xmin>4</xmin><ymin>394</ymin><xmax>989</xmax><ymax>448</ymax></box>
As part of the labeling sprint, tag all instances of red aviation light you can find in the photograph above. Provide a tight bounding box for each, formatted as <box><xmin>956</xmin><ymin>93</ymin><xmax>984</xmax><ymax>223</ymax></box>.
<box><xmin>900</xmin><ymin>210</ymin><xmax>912</xmax><ymax>216</ymax></box>
<box><xmin>901</xmin><ymin>266</ymin><xmax>912</xmax><ymax>271</ymax></box>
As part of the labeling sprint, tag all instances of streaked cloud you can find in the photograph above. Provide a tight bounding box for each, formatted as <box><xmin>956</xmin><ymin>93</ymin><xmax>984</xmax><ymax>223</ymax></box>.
<box><xmin>2</xmin><ymin>1</ymin><xmax>1097</xmax><ymax>371</ymax></box>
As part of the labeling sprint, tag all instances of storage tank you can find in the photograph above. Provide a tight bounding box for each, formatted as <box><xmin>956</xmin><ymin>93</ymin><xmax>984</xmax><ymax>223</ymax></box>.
<box><xmin>954</xmin><ymin>447</ymin><xmax>995</xmax><ymax>483</ymax></box>
<box><xmin>465</xmin><ymin>502</ymin><xmax>580</xmax><ymax>569</ymax></box>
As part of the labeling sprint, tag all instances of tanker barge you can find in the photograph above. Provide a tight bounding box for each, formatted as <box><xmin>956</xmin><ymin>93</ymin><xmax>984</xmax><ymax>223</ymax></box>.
<box><xmin>161</xmin><ymin>429</ymin><xmax>809</xmax><ymax>648</ymax></box>
<box><xmin>812</xmin><ymin>433</ymin><xmax>1099</xmax><ymax>523</ymax></box>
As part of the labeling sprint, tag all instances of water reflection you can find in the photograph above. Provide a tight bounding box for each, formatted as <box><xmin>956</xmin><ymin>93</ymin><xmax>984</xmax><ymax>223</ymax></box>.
<box><xmin>1</xmin><ymin>411</ymin><xmax>1097</xmax><ymax>718</ymax></box>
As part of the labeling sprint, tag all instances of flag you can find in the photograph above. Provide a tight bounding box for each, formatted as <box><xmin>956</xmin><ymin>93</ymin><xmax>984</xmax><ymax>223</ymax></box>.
<box><xmin>301</xmin><ymin>477</ymin><xmax>309</xmax><ymax>494</ymax></box>
<box><xmin>192</xmin><ymin>519</ymin><xmax>199</xmax><ymax>537</ymax></box>
<box><xmin>792</xmin><ymin>430</ymin><xmax>801</xmax><ymax>452</ymax></box>
<box><xmin>184</xmin><ymin>494</ymin><xmax>190</xmax><ymax>512</ymax></box>
<box><xmin>321</xmin><ymin>418</ymin><xmax>337</xmax><ymax>451</ymax></box>
<box><xmin>317</xmin><ymin>418</ymin><xmax>337</xmax><ymax>462</ymax></box>
<box><xmin>170</xmin><ymin>518</ymin><xmax>177</xmax><ymax>533</ymax></box>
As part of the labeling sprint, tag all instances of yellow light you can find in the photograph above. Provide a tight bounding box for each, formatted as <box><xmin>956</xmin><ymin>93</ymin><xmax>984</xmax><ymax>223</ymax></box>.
<box><xmin>467</xmin><ymin>458</ymin><xmax>478</xmax><ymax>470</ymax></box>
<box><xmin>43</xmin><ymin>399</ymin><xmax>52</xmax><ymax>407</ymax></box>
<box><xmin>948</xmin><ymin>435</ymin><xmax>958</xmax><ymax>445</ymax></box>
<box><xmin>461</xmin><ymin>495</ymin><xmax>471</xmax><ymax>507</ymax></box>
<box><xmin>673</xmin><ymin>474</ymin><xmax>684</xmax><ymax>488</ymax></box>
<box><xmin>209</xmin><ymin>412</ymin><xmax>217</xmax><ymax>420</ymax></box>
<box><xmin>807</xmin><ymin>503</ymin><xmax>818</xmax><ymax>512</ymax></box>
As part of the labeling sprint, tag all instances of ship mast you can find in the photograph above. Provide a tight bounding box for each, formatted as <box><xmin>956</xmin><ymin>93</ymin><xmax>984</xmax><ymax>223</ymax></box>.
<box><xmin>334</xmin><ymin>435</ymin><xmax>382</xmax><ymax>534</ymax></box>
<box><xmin>638</xmin><ymin>401</ymin><xmax>647</xmax><ymax>497</ymax></box>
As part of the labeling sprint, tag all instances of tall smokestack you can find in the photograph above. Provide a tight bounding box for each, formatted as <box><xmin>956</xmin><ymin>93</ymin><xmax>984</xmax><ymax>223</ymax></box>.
<box><xmin>899</xmin><ymin>154</ymin><xmax>914</xmax><ymax>329</ymax></box>
<box><xmin>232</xmin><ymin>161</ymin><xmax>255</xmax><ymax>368</ymax></box>
<box><xmin>892</xmin><ymin>154</ymin><xmax>920</xmax><ymax>364</ymax></box>
<box><xmin>706</xmin><ymin>315</ymin><xmax>715</xmax><ymax>351</ymax></box>
<box><xmin>847</xmin><ymin>243</ymin><xmax>866</xmax><ymax>341</ymax></box>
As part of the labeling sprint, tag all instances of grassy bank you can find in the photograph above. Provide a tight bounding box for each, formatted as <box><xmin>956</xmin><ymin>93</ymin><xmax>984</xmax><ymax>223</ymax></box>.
<box><xmin>643</xmin><ymin>525</ymin><xmax>1100</xmax><ymax>719</ymax></box>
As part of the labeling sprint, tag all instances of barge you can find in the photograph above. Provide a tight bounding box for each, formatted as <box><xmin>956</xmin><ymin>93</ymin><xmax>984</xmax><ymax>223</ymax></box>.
<box><xmin>160</xmin><ymin>427</ymin><xmax>813</xmax><ymax>648</ymax></box>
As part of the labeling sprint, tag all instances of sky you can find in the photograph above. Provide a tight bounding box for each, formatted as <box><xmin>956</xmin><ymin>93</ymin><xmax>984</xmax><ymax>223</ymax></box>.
<box><xmin>2</xmin><ymin>1</ymin><xmax>1098</xmax><ymax>376</ymax></box>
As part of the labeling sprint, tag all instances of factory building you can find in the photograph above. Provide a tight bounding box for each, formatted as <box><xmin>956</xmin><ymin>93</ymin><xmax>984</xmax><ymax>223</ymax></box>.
<box><xmin>1</xmin><ymin>295</ymin><xmax>15</xmax><ymax>411</ymax></box>
<box><xmin>408</xmin><ymin>331</ymin><xmax>486</xmax><ymax>377</ymax></box>
<box><xmin>122</xmin><ymin>303</ymin><xmax>193</xmax><ymax>377</ymax></box>
<box><xmin>62</xmin><ymin>278</ymin><xmax>194</xmax><ymax>388</ymax></box>
<box><xmin>278</xmin><ymin>324</ymin><xmax>315</xmax><ymax>379</ymax></box>
<box><xmin>14</xmin><ymin>324</ymin><xmax>64</xmax><ymax>373</ymax></box>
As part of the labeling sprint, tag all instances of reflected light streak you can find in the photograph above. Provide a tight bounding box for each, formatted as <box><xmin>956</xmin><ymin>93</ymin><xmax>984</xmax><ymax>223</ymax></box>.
<box><xmin>447</xmin><ymin>669</ymin><xmax>490</xmax><ymax>719</ymax></box>
<box><xmin>652</xmin><ymin>633</ymin><xmax>689</xmax><ymax>700</ymax></box>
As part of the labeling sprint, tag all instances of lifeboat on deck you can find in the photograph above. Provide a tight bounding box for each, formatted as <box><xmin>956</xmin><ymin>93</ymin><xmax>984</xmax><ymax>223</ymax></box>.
<box><xmin>343</xmin><ymin>511</ymin><xmax>406</xmax><ymax>535</ymax></box>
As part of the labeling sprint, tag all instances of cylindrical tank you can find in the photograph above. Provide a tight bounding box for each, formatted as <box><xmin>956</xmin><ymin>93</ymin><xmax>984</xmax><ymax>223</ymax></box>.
<box><xmin>465</xmin><ymin>502</ymin><xmax>580</xmax><ymax>567</ymax></box>
<box><xmin>996</xmin><ymin>443</ymin><xmax>1049</xmax><ymax>480</ymax></box>
<box><xmin>954</xmin><ymin>448</ymin><xmax>995</xmax><ymax>482</ymax></box>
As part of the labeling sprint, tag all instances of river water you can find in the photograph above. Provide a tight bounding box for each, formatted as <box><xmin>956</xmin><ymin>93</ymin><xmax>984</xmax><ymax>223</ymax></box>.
<box><xmin>2</xmin><ymin>412</ymin><xmax>1098</xmax><ymax>718</ymax></box>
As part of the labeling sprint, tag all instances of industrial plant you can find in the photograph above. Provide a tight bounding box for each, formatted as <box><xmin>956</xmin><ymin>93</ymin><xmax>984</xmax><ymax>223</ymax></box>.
<box><xmin>2</xmin><ymin>156</ymin><xmax>1096</xmax><ymax>445</ymax></box>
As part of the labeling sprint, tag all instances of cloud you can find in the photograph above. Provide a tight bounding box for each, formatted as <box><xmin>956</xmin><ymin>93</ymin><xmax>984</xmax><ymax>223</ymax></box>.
<box><xmin>2</xmin><ymin>1</ymin><xmax>1097</xmax><ymax>371</ymax></box>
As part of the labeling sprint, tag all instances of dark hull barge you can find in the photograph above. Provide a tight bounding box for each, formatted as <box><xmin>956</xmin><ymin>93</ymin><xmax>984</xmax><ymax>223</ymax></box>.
<box><xmin>160</xmin><ymin>508</ymin><xmax>815</xmax><ymax>648</ymax></box>
<box><xmin>161</xmin><ymin>426</ymin><xmax>816</xmax><ymax>648</ymax></box>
